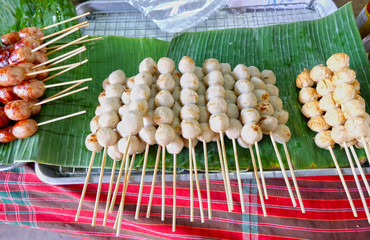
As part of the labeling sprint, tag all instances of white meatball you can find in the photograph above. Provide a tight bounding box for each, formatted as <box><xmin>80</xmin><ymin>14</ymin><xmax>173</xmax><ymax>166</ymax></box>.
<box><xmin>181</xmin><ymin>119</ymin><xmax>202</xmax><ymax>139</ymax></box>
<box><xmin>172</xmin><ymin>102</ymin><xmax>182</xmax><ymax>117</ymax></box>
<box><xmin>269</xmin><ymin>96</ymin><xmax>283</xmax><ymax>110</ymax></box>
<box><xmin>97</xmin><ymin>127</ymin><xmax>118</xmax><ymax>147</ymax></box>
<box><xmin>139</xmin><ymin>57</ymin><xmax>157</xmax><ymax>75</ymax></box>
<box><xmin>154</xmin><ymin>106</ymin><xmax>174</xmax><ymax>125</ymax></box>
<box><xmin>331</xmin><ymin>125</ymin><xmax>351</xmax><ymax>144</ymax></box>
<box><xmin>117</xmin><ymin>110</ymin><xmax>143</xmax><ymax>136</ymax></box>
<box><xmin>105</xmin><ymin>84</ymin><xmax>125</xmax><ymax>98</ymax></box>
<box><xmin>121</xmin><ymin>89</ymin><xmax>131</xmax><ymax>105</ymax></box>
<box><xmin>98</xmin><ymin>91</ymin><xmax>107</xmax><ymax>105</ymax></box>
<box><xmin>225</xmin><ymin>119</ymin><xmax>242</xmax><ymax>139</ymax></box>
<box><xmin>299</xmin><ymin>87</ymin><xmax>320</xmax><ymax>104</ymax></box>
<box><xmin>118</xmin><ymin>135</ymin><xmax>139</xmax><ymax>155</ymax></box>
<box><xmin>333</xmin><ymin>83</ymin><xmax>356</xmax><ymax>103</ymax></box>
<box><xmin>266</xmin><ymin>84</ymin><xmax>279</xmax><ymax>97</ymax></box>
<box><xmin>102</xmin><ymin>78</ymin><xmax>109</xmax><ymax>90</ymax></box>
<box><xmin>332</xmin><ymin>68</ymin><xmax>356</xmax><ymax>86</ymax></box>
<box><xmin>179</xmin><ymin>56</ymin><xmax>195</xmax><ymax>73</ymax></box>
<box><xmin>254</xmin><ymin>89</ymin><xmax>270</xmax><ymax>102</ymax></box>
<box><xmin>237</xmin><ymin>92</ymin><xmax>257</xmax><ymax>109</ymax></box>
<box><xmin>158</xmin><ymin>57</ymin><xmax>175</xmax><ymax>74</ymax></box>
<box><xmin>326</xmin><ymin>53</ymin><xmax>350</xmax><ymax>73</ymax></box>
<box><xmin>203</xmin><ymin>70</ymin><xmax>224</xmax><ymax>87</ymax></box>
<box><xmin>126</xmin><ymin>76</ymin><xmax>135</xmax><ymax>89</ymax></box>
<box><xmin>134</xmin><ymin>71</ymin><xmax>153</xmax><ymax>87</ymax></box>
<box><xmin>301</xmin><ymin>100</ymin><xmax>323</xmax><ymax>118</ymax></box>
<box><xmin>241</xmin><ymin>108</ymin><xmax>260</xmax><ymax>124</ymax></box>
<box><xmin>198</xmin><ymin>95</ymin><xmax>206</xmax><ymax>106</ymax></box>
<box><xmin>180</xmin><ymin>104</ymin><xmax>200</xmax><ymax>120</ymax></box>
<box><xmin>198</xmin><ymin>106</ymin><xmax>210</xmax><ymax>123</ymax></box>
<box><xmin>257</xmin><ymin>101</ymin><xmax>274</xmax><ymax>116</ymax></box>
<box><xmin>237</xmin><ymin>136</ymin><xmax>250</xmax><ymax>148</ymax></box>
<box><xmin>259</xmin><ymin>115</ymin><xmax>278</xmax><ymax>134</ymax></box>
<box><xmin>272</xmin><ymin>124</ymin><xmax>291</xmax><ymax>144</ymax></box>
<box><xmin>171</xmin><ymin>86</ymin><xmax>180</xmax><ymax>102</ymax></box>
<box><xmin>184</xmin><ymin>138</ymin><xmax>199</xmax><ymax>148</ymax></box>
<box><xmin>341</xmin><ymin>99</ymin><xmax>366</xmax><ymax>119</ymax></box>
<box><xmin>261</xmin><ymin>70</ymin><xmax>276</xmax><ymax>85</ymax></box>
<box><xmin>202</xmin><ymin>58</ymin><xmax>221</xmax><ymax>74</ymax></box>
<box><xmin>171</xmin><ymin>117</ymin><xmax>181</xmax><ymax>136</ymax></box>
<box><xmin>197</xmin><ymin>122</ymin><xmax>214</xmax><ymax>143</ymax></box>
<box><xmin>108</xmin><ymin>142</ymin><xmax>123</xmax><ymax>160</ymax></box>
<box><xmin>172</xmin><ymin>70</ymin><xmax>181</xmax><ymax>86</ymax></box>
<box><xmin>250</xmin><ymin>76</ymin><xmax>266</xmax><ymax>90</ymax></box>
<box><xmin>241</xmin><ymin>122</ymin><xmax>263</xmax><ymax>145</ymax></box>
<box><xmin>98</xmin><ymin>111</ymin><xmax>119</xmax><ymax>128</ymax></box>
<box><xmin>319</xmin><ymin>93</ymin><xmax>336</xmax><ymax>112</ymax></box>
<box><xmin>118</xmin><ymin>105</ymin><xmax>129</xmax><ymax>118</ymax></box>
<box><xmin>324</xmin><ymin>108</ymin><xmax>345</xmax><ymax>127</ymax></box>
<box><xmin>227</xmin><ymin>103</ymin><xmax>239</xmax><ymax>119</ymax></box>
<box><xmin>180</xmin><ymin>72</ymin><xmax>199</xmax><ymax>91</ymax></box>
<box><xmin>136</xmin><ymin>139</ymin><xmax>146</xmax><ymax>154</ymax></box>
<box><xmin>139</xmin><ymin>125</ymin><xmax>157</xmax><ymax>145</ymax></box>
<box><xmin>143</xmin><ymin>111</ymin><xmax>156</xmax><ymax>127</ymax></box>
<box><xmin>109</xmin><ymin>70</ymin><xmax>126</xmax><ymax>85</ymax></box>
<box><xmin>310</xmin><ymin>64</ymin><xmax>332</xmax><ymax>82</ymax></box>
<box><xmin>225</xmin><ymin>90</ymin><xmax>237</xmax><ymax>104</ymax></box>
<box><xmin>220</xmin><ymin>63</ymin><xmax>231</xmax><ymax>75</ymax></box>
<box><xmin>296</xmin><ymin>68</ymin><xmax>314</xmax><ymax>88</ymax></box>
<box><xmin>314</xmin><ymin>131</ymin><xmax>335</xmax><ymax>149</ymax></box>
<box><xmin>194</xmin><ymin>67</ymin><xmax>205</xmax><ymax>81</ymax></box>
<box><xmin>205</xmin><ymin>84</ymin><xmax>225</xmax><ymax>101</ymax></box>
<box><xmin>155</xmin><ymin>124</ymin><xmax>176</xmax><ymax>146</ymax></box>
<box><xmin>180</xmin><ymin>88</ymin><xmax>198</xmax><ymax>105</ymax></box>
<box><xmin>248</xmin><ymin>66</ymin><xmax>262</xmax><ymax>78</ymax></box>
<box><xmin>156</xmin><ymin>74</ymin><xmax>175</xmax><ymax>92</ymax></box>
<box><xmin>209</xmin><ymin>113</ymin><xmax>229</xmax><ymax>132</ymax></box>
<box><xmin>130</xmin><ymin>84</ymin><xmax>150</xmax><ymax>101</ymax></box>
<box><xmin>316</xmin><ymin>79</ymin><xmax>335</xmax><ymax>96</ymax></box>
<box><xmin>223</xmin><ymin>74</ymin><xmax>235</xmax><ymax>91</ymax></box>
<box><xmin>100</xmin><ymin>98</ymin><xmax>121</xmax><ymax>113</ymax></box>
<box><xmin>90</xmin><ymin>115</ymin><xmax>100</xmax><ymax>133</ymax></box>
<box><xmin>166</xmin><ymin>136</ymin><xmax>184</xmax><ymax>154</ymax></box>
<box><xmin>85</xmin><ymin>133</ymin><xmax>103</xmax><ymax>152</ymax></box>
<box><xmin>232</xmin><ymin>64</ymin><xmax>250</xmax><ymax>80</ymax></box>
<box><xmin>207</xmin><ymin>97</ymin><xmax>227</xmax><ymax>114</ymax></box>
<box><xmin>129</xmin><ymin>99</ymin><xmax>148</xmax><ymax>116</ymax></box>
<box><xmin>234</xmin><ymin>79</ymin><xmax>254</xmax><ymax>96</ymax></box>
<box><xmin>307</xmin><ymin>116</ymin><xmax>330</xmax><ymax>132</ymax></box>
<box><xmin>95</xmin><ymin>105</ymin><xmax>103</xmax><ymax>116</ymax></box>
<box><xmin>345</xmin><ymin>117</ymin><xmax>370</xmax><ymax>139</ymax></box>
<box><xmin>197</xmin><ymin>82</ymin><xmax>206</xmax><ymax>95</ymax></box>
<box><xmin>155</xmin><ymin>90</ymin><xmax>174</xmax><ymax>108</ymax></box>
<box><xmin>272</xmin><ymin>109</ymin><xmax>289</xmax><ymax>124</ymax></box>
<box><xmin>352</xmin><ymin>79</ymin><xmax>360</xmax><ymax>92</ymax></box>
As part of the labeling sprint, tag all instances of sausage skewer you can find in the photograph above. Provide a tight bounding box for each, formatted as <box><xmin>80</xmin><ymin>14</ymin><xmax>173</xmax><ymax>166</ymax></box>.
<box><xmin>42</xmin><ymin>59</ymin><xmax>88</xmax><ymax>82</ymax></box>
<box><xmin>34</xmin><ymin>46</ymin><xmax>86</xmax><ymax>68</ymax></box>
<box><xmin>350</xmin><ymin>146</ymin><xmax>370</xmax><ymax>196</ymax></box>
<box><xmin>146</xmin><ymin>145</ymin><xmax>162</xmax><ymax>218</ymax></box>
<box><xmin>45</xmin><ymin>37</ymin><xmax>104</xmax><ymax>51</ymax></box>
<box><xmin>41</xmin><ymin>12</ymin><xmax>91</xmax><ymax>31</ymax></box>
<box><xmin>40</xmin><ymin>21</ymin><xmax>89</xmax><ymax>41</ymax></box>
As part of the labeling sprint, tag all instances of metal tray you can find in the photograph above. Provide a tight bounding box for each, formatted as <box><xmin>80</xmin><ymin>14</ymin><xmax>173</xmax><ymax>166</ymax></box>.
<box><xmin>34</xmin><ymin>0</ymin><xmax>369</xmax><ymax>185</ymax></box>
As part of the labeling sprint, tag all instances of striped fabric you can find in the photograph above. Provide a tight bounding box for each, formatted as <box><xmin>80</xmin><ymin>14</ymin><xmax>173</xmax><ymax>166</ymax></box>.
<box><xmin>0</xmin><ymin>164</ymin><xmax>369</xmax><ymax>239</ymax></box>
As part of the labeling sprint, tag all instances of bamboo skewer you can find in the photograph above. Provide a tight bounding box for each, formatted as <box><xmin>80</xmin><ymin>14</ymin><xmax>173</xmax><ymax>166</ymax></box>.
<box><xmin>172</xmin><ymin>154</ymin><xmax>177</xmax><ymax>232</ymax></box>
<box><xmin>135</xmin><ymin>144</ymin><xmax>150</xmax><ymax>219</ymax></box>
<box><xmin>327</xmin><ymin>146</ymin><xmax>358</xmax><ymax>217</ymax></box>
<box><xmin>34</xmin><ymin>46</ymin><xmax>86</xmax><ymax>68</ymax></box>
<box><xmin>255</xmin><ymin>142</ymin><xmax>268</xmax><ymax>199</ymax></box>
<box><xmin>350</xmin><ymin>146</ymin><xmax>370</xmax><ymax>196</ymax></box>
<box><xmin>232</xmin><ymin>139</ymin><xmax>245</xmax><ymax>213</ymax></box>
<box><xmin>34</xmin><ymin>86</ymin><xmax>88</xmax><ymax>106</ymax></box>
<box><xmin>27</xmin><ymin>61</ymin><xmax>84</xmax><ymax>76</ymax></box>
<box><xmin>41</xmin><ymin>12</ymin><xmax>90</xmax><ymax>30</ymax></box>
<box><xmin>75</xmin><ymin>151</ymin><xmax>96</xmax><ymax>221</ymax></box>
<box><xmin>189</xmin><ymin>139</ymin><xmax>194</xmax><ymax>222</ymax></box>
<box><xmin>45</xmin><ymin>37</ymin><xmax>104</xmax><ymax>50</ymax></box>
<box><xmin>45</xmin><ymin>78</ymin><xmax>92</xmax><ymax>89</ymax></box>
<box><xmin>362</xmin><ymin>137</ymin><xmax>370</xmax><ymax>161</ymax></box>
<box><xmin>44</xmin><ymin>80</ymin><xmax>89</xmax><ymax>102</ymax></box>
<box><xmin>216</xmin><ymin>139</ymin><xmax>231</xmax><ymax>211</ymax></box>
<box><xmin>37</xmin><ymin>110</ymin><xmax>86</xmax><ymax>126</ymax></box>
<box><xmin>146</xmin><ymin>145</ymin><xmax>161</xmax><ymax>218</ymax></box>
<box><xmin>46</xmin><ymin>35</ymin><xmax>89</xmax><ymax>56</ymax></box>
<box><xmin>282</xmin><ymin>143</ymin><xmax>305</xmax><ymax>213</ymax></box>
<box><xmin>40</xmin><ymin>21</ymin><xmax>89</xmax><ymax>41</ymax></box>
<box><xmin>192</xmin><ymin>148</ymin><xmax>205</xmax><ymax>223</ymax></box>
<box><xmin>161</xmin><ymin>147</ymin><xmax>166</xmax><ymax>221</ymax></box>
<box><xmin>91</xmin><ymin>147</ymin><xmax>107</xmax><ymax>226</ymax></box>
<box><xmin>343</xmin><ymin>142</ymin><xmax>370</xmax><ymax>224</ymax></box>
<box><xmin>33</xmin><ymin>27</ymin><xmax>80</xmax><ymax>52</ymax></box>
<box><xmin>249</xmin><ymin>145</ymin><xmax>267</xmax><ymax>216</ymax></box>
<box><xmin>220</xmin><ymin>132</ymin><xmax>234</xmax><ymax>210</ymax></box>
<box><xmin>203</xmin><ymin>141</ymin><xmax>212</xmax><ymax>219</ymax></box>
<box><xmin>42</xmin><ymin>59</ymin><xmax>88</xmax><ymax>82</ymax></box>
<box><xmin>47</xmin><ymin>47</ymin><xmax>86</xmax><ymax>67</ymax></box>
<box><xmin>269</xmin><ymin>133</ymin><xmax>297</xmax><ymax>207</ymax></box>
<box><xmin>102</xmin><ymin>158</ymin><xmax>118</xmax><ymax>226</ymax></box>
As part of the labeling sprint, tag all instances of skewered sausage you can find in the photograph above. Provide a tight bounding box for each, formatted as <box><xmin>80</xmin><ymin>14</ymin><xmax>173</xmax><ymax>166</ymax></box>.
<box><xmin>0</xmin><ymin>107</ymin><xmax>10</xmax><ymax>127</ymax></box>
<box><xmin>13</xmin><ymin>79</ymin><xmax>45</xmax><ymax>99</ymax></box>
<box><xmin>18</xmin><ymin>27</ymin><xmax>44</xmax><ymax>39</ymax></box>
<box><xmin>0</xmin><ymin>126</ymin><xmax>16</xmax><ymax>143</ymax></box>
<box><xmin>8</xmin><ymin>46</ymin><xmax>36</xmax><ymax>65</ymax></box>
<box><xmin>0</xmin><ymin>65</ymin><xmax>25</xmax><ymax>86</ymax></box>
<box><xmin>1</xmin><ymin>32</ymin><xmax>20</xmax><ymax>46</ymax></box>
<box><xmin>12</xmin><ymin>119</ymin><xmax>38</xmax><ymax>139</ymax></box>
<box><xmin>0</xmin><ymin>86</ymin><xmax>20</xmax><ymax>103</ymax></box>
<box><xmin>4</xmin><ymin>100</ymin><xmax>32</xmax><ymax>120</ymax></box>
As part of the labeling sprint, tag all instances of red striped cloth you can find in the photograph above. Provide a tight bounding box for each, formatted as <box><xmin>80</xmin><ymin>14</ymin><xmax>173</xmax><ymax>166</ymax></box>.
<box><xmin>0</xmin><ymin>163</ymin><xmax>369</xmax><ymax>239</ymax></box>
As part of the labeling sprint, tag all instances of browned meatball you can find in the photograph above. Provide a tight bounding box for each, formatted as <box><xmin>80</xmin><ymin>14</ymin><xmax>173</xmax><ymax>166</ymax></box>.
<box><xmin>34</xmin><ymin>51</ymin><xmax>48</xmax><ymax>64</ymax></box>
<box><xmin>4</xmin><ymin>100</ymin><xmax>32</xmax><ymax>121</ymax></box>
<box><xmin>8</xmin><ymin>47</ymin><xmax>36</xmax><ymax>65</ymax></box>
<box><xmin>0</xmin><ymin>86</ymin><xmax>20</xmax><ymax>103</ymax></box>
<box><xmin>1</xmin><ymin>32</ymin><xmax>20</xmax><ymax>46</ymax></box>
<box><xmin>12</xmin><ymin>119</ymin><xmax>38</xmax><ymax>139</ymax></box>
<box><xmin>19</xmin><ymin>27</ymin><xmax>44</xmax><ymax>39</ymax></box>
<box><xmin>0</xmin><ymin>126</ymin><xmax>16</xmax><ymax>143</ymax></box>
<box><xmin>0</xmin><ymin>107</ymin><xmax>10</xmax><ymax>127</ymax></box>
<box><xmin>13</xmin><ymin>79</ymin><xmax>45</xmax><ymax>99</ymax></box>
<box><xmin>0</xmin><ymin>66</ymin><xmax>25</xmax><ymax>86</ymax></box>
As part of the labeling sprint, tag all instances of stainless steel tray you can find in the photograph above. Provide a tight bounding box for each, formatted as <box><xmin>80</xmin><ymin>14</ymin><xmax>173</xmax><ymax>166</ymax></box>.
<box><xmin>34</xmin><ymin>0</ymin><xmax>368</xmax><ymax>185</ymax></box>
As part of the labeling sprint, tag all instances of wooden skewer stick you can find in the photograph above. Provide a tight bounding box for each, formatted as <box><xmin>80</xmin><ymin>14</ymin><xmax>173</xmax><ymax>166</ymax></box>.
<box><xmin>362</xmin><ymin>137</ymin><xmax>370</xmax><ymax>162</ymax></box>
<box><xmin>47</xmin><ymin>47</ymin><xmax>86</xmax><ymax>67</ymax></box>
<box><xmin>34</xmin><ymin>46</ymin><xmax>86</xmax><ymax>68</ymax></box>
<box><xmin>255</xmin><ymin>142</ymin><xmax>268</xmax><ymax>199</ymax></box>
<box><xmin>109</xmin><ymin>154</ymin><xmax>128</xmax><ymax>212</ymax></box>
<box><xmin>37</xmin><ymin>110</ymin><xmax>86</xmax><ymax>126</ymax></box>
<box><xmin>219</xmin><ymin>132</ymin><xmax>234</xmax><ymax>210</ymax></box>
<box><xmin>189</xmin><ymin>139</ymin><xmax>194</xmax><ymax>222</ymax></box>
<box><xmin>282</xmin><ymin>143</ymin><xmax>305</xmax><ymax>213</ymax></box>
<box><xmin>46</xmin><ymin>35</ymin><xmax>89</xmax><ymax>56</ymax></box>
<box><xmin>327</xmin><ymin>146</ymin><xmax>358</xmax><ymax>217</ymax></box>
<box><xmin>146</xmin><ymin>145</ymin><xmax>161</xmax><ymax>218</ymax></box>
<box><xmin>102</xmin><ymin>158</ymin><xmax>118</xmax><ymax>226</ymax></box>
<box><xmin>203</xmin><ymin>141</ymin><xmax>212</xmax><ymax>219</ymax></box>
<box><xmin>172</xmin><ymin>153</ymin><xmax>177</xmax><ymax>232</ymax></box>
<box><xmin>45</xmin><ymin>78</ymin><xmax>92</xmax><ymax>89</ymax></box>
<box><xmin>75</xmin><ymin>151</ymin><xmax>96</xmax><ymax>221</ymax></box>
<box><xmin>269</xmin><ymin>133</ymin><xmax>297</xmax><ymax>207</ymax></box>
<box><xmin>135</xmin><ymin>144</ymin><xmax>150</xmax><ymax>219</ymax></box>
<box><xmin>216</xmin><ymin>139</ymin><xmax>231</xmax><ymax>211</ymax></box>
<box><xmin>161</xmin><ymin>146</ymin><xmax>166</xmax><ymax>221</ymax></box>
<box><xmin>44</xmin><ymin>80</ymin><xmax>88</xmax><ymax>102</ymax></box>
<box><xmin>46</xmin><ymin>37</ymin><xmax>104</xmax><ymax>50</ymax></box>
<box><xmin>232</xmin><ymin>139</ymin><xmax>245</xmax><ymax>213</ymax></box>
<box><xmin>42</xmin><ymin>59</ymin><xmax>88</xmax><ymax>82</ymax></box>
<box><xmin>27</xmin><ymin>61</ymin><xmax>84</xmax><ymax>76</ymax></box>
<box><xmin>41</xmin><ymin>12</ymin><xmax>91</xmax><ymax>30</ymax></box>
<box><xmin>34</xmin><ymin>86</ymin><xmax>88</xmax><ymax>106</ymax></box>
<box><xmin>91</xmin><ymin>147</ymin><xmax>107</xmax><ymax>226</ymax></box>
<box><xmin>33</xmin><ymin>27</ymin><xmax>80</xmax><ymax>53</ymax></box>
<box><xmin>343</xmin><ymin>142</ymin><xmax>370</xmax><ymax>224</ymax></box>
<box><xmin>249</xmin><ymin>144</ymin><xmax>267</xmax><ymax>216</ymax></box>
<box><xmin>350</xmin><ymin>145</ymin><xmax>370</xmax><ymax>196</ymax></box>
<box><xmin>192</xmin><ymin>148</ymin><xmax>205</xmax><ymax>223</ymax></box>
<box><xmin>40</xmin><ymin>21</ymin><xmax>89</xmax><ymax>41</ymax></box>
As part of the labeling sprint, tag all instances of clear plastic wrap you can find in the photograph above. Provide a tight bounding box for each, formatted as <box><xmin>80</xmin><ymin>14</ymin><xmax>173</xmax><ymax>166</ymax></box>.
<box><xmin>129</xmin><ymin>0</ymin><xmax>227</xmax><ymax>33</ymax></box>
